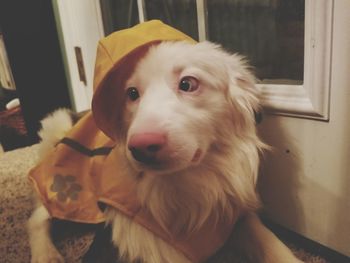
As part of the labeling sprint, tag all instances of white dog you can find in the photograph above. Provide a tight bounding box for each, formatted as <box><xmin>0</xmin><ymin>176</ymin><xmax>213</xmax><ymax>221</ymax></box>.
<box><xmin>28</xmin><ymin>41</ymin><xmax>302</xmax><ymax>263</ymax></box>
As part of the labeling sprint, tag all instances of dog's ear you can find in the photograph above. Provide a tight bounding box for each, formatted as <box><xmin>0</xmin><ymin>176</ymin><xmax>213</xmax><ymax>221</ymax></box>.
<box><xmin>226</xmin><ymin>55</ymin><xmax>260</xmax><ymax>134</ymax></box>
<box><xmin>225</xmin><ymin>54</ymin><xmax>267</xmax><ymax>190</ymax></box>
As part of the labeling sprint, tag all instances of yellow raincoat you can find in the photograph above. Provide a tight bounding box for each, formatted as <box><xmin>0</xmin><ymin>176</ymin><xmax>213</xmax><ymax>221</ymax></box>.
<box><xmin>28</xmin><ymin>20</ymin><xmax>236</xmax><ymax>263</ymax></box>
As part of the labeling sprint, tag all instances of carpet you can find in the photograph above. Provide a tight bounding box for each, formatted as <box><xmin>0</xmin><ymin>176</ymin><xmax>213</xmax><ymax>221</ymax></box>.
<box><xmin>0</xmin><ymin>145</ymin><xmax>330</xmax><ymax>263</ymax></box>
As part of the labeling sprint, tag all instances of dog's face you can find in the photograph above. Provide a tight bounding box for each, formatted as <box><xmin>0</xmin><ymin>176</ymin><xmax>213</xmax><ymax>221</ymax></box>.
<box><xmin>118</xmin><ymin>41</ymin><xmax>258</xmax><ymax>174</ymax></box>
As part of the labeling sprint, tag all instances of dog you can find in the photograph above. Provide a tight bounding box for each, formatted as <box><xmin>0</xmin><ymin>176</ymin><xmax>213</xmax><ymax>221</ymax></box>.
<box><xmin>27</xmin><ymin>39</ymin><xmax>302</xmax><ymax>263</ymax></box>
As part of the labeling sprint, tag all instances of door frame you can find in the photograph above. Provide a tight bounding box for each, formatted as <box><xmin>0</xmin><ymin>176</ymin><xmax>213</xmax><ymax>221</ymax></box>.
<box><xmin>52</xmin><ymin>0</ymin><xmax>104</xmax><ymax>112</ymax></box>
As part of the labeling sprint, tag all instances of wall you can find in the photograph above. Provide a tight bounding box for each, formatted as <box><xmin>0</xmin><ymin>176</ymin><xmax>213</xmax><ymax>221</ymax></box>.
<box><xmin>258</xmin><ymin>0</ymin><xmax>350</xmax><ymax>257</ymax></box>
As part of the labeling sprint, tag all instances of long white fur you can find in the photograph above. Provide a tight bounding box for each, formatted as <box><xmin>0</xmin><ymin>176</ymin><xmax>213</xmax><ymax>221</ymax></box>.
<box><xmin>28</xmin><ymin>41</ymin><xmax>302</xmax><ymax>263</ymax></box>
<box><xmin>37</xmin><ymin>108</ymin><xmax>73</xmax><ymax>160</ymax></box>
<box><xmin>123</xmin><ymin>42</ymin><xmax>263</xmax><ymax>236</ymax></box>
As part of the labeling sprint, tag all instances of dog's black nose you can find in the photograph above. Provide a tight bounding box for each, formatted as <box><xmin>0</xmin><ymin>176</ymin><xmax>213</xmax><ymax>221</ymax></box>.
<box><xmin>128</xmin><ymin>133</ymin><xmax>166</xmax><ymax>164</ymax></box>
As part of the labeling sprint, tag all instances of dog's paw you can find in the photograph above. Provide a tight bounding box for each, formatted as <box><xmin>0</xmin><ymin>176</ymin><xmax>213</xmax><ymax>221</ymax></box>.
<box><xmin>31</xmin><ymin>247</ymin><xmax>64</xmax><ymax>263</ymax></box>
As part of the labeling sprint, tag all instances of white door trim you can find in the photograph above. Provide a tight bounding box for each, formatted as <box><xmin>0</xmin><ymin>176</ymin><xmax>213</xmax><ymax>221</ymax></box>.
<box><xmin>52</xmin><ymin>0</ymin><xmax>105</xmax><ymax>112</ymax></box>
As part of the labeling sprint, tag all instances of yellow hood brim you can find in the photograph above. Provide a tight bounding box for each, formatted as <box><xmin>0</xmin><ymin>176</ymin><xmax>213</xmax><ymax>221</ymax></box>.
<box><xmin>92</xmin><ymin>20</ymin><xmax>196</xmax><ymax>139</ymax></box>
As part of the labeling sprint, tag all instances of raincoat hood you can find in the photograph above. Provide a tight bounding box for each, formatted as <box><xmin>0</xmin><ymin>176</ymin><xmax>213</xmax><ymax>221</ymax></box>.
<box><xmin>92</xmin><ymin>20</ymin><xmax>196</xmax><ymax>139</ymax></box>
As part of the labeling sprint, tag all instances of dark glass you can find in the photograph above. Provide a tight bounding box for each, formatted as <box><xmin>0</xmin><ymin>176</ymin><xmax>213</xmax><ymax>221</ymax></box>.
<box><xmin>100</xmin><ymin>0</ymin><xmax>139</xmax><ymax>35</ymax></box>
<box><xmin>100</xmin><ymin>0</ymin><xmax>198</xmax><ymax>40</ymax></box>
<box><xmin>207</xmin><ymin>0</ymin><xmax>305</xmax><ymax>84</ymax></box>
<box><xmin>144</xmin><ymin>0</ymin><xmax>199</xmax><ymax>40</ymax></box>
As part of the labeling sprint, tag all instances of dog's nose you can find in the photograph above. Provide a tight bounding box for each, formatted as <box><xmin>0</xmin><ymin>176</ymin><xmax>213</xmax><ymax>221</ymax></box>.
<box><xmin>128</xmin><ymin>133</ymin><xmax>166</xmax><ymax>163</ymax></box>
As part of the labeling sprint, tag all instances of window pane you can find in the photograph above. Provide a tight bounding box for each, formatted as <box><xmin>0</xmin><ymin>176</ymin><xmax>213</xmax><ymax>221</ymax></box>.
<box><xmin>100</xmin><ymin>0</ymin><xmax>139</xmax><ymax>35</ymax></box>
<box><xmin>100</xmin><ymin>0</ymin><xmax>198</xmax><ymax>41</ymax></box>
<box><xmin>207</xmin><ymin>0</ymin><xmax>305</xmax><ymax>84</ymax></box>
<box><xmin>144</xmin><ymin>0</ymin><xmax>198</xmax><ymax>40</ymax></box>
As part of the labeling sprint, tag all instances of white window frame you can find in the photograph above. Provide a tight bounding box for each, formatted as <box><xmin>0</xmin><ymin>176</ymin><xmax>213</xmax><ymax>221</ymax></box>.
<box><xmin>194</xmin><ymin>0</ymin><xmax>333</xmax><ymax>121</ymax></box>
<box><xmin>258</xmin><ymin>0</ymin><xmax>333</xmax><ymax>121</ymax></box>
<box><xmin>54</xmin><ymin>0</ymin><xmax>333</xmax><ymax>120</ymax></box>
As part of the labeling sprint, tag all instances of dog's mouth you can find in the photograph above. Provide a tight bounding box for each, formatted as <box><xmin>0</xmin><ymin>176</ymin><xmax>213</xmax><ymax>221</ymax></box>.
<box><xmin>129</xmin><ymin>146</ymin><xmax>203</xmax><ymax>173</ymax></box>
<box><xmin>129</xmin><ymin>147</ymin><xmax>167</xmax><ymax>170</ymax></box>
<box><xmin>191</xmin><ymin>149</ymin><xmax>202</xmax><ymax>163</ymax></box>
<box><xmin>130</xmin><ymin>147</ymin><xmax>159</xmax><ymax>165</ymax></box>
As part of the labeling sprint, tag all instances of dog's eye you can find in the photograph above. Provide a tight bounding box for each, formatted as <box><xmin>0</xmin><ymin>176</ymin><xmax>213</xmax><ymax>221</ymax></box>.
<box><xmin>126</xmin><ymin>87</ymin><xmax>140</xmax><ymax>101</ymax></box>
<box><xmin>179</xmin><ymin>76</ymin><xmax>199</xmax><ymax>92</ymax></box>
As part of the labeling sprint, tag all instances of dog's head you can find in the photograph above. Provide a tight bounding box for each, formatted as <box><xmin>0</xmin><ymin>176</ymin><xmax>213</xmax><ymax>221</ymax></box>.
<box><xmin>97</xmin><ymin>41</ymin><xmax>260</xmax><ymax>175</ymax></box>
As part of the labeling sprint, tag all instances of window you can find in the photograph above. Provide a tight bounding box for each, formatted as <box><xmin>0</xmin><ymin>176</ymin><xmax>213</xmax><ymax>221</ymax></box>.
<box><xmin>100</xmin><ymin>0</ymin><xmax>333</xmax><ymax>120</ymax></box>
<box><xmin>207</xmin><ymin>0</ymin><xmax>304</xmax><ymax>85</ymax></box>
